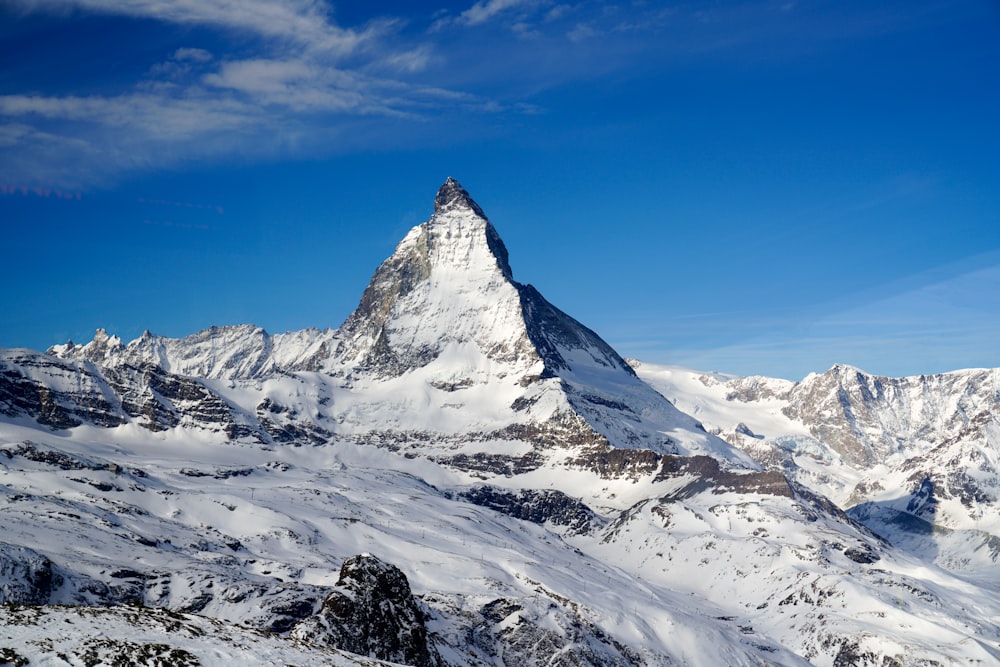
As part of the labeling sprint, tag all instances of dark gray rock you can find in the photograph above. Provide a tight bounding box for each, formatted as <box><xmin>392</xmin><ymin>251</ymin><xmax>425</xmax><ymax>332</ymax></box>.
<box><xmin>435</xmin><ymin>176</ymin><xmax>489</xmax><ymax>221</ymax></box>
<box><xmin>458</xmin><ymin>485</ymin><xmax>604</xmax><ymax>535</ymax></box>
<box><xmin>468</xmin><ymin>596</ymin><xmax>646</xmax><ymax>667</ymax></box>
<box><xmin>0</xmin><ymin>543</ymin><xmax>60</xmax><ymax>604</ymax></box>
<box><xmin>0</xmin><ymin>353</ymin><xmax>124</xmax><ymax>429</ymax></box>
<box><xmin>292</xmin><ymin>554</ymin><xmax>442</xmax><ymax>666</ymax></box>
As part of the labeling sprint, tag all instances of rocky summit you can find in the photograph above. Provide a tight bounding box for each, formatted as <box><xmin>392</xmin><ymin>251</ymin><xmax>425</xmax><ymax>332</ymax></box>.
<box><xmin>1</xmin><ymin>179</ymin><xmax>999</xmax><ymax>665</ymax></box>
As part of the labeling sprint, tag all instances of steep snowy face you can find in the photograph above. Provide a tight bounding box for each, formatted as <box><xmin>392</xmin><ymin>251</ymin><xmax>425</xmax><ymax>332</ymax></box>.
<box><xmin>333</xmin><ymin>178</ymin><xmax>639</xmax><ymax>382</ymax></box>
<box><xmin>325</xmin><ymin>178</ymin><xmax>747</xmax><ymax>465</ymax></box>
<box><xmin>334</xmin><ymin>178</ymin><xmax>536</xmax><ymax>377</ymax></box>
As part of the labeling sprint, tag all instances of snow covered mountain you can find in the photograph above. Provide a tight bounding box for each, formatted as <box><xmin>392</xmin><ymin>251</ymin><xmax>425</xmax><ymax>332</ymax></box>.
<box><xmin>29</xmin><ymin>177</ymin><xmax>752</xmax><ymax>474</ymax></box>
<box><xmin>2</xmin><ymin>179</ymin><xmax>999</xmax><ymax>665</ymax></box>
<box><xmin>633</xmin><ymin>361</ymin><xmax>1000</xmax><ymax>580</ymax></box>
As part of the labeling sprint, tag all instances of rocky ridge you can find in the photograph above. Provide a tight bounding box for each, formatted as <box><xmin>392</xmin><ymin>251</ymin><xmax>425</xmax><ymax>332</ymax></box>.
<box><xmin>633</xmin><ymin>360</ymin><xmax>1000</xmax><ymax>579</ymax></box>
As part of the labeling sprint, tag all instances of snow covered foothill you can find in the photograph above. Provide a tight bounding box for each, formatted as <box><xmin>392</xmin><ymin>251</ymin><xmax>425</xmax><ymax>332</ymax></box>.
<box><xmin>633</xmin><ymin>360</ymin><xmax>1000</xmax><ymax>582</ymax></box>
<box><xmin>0</xmin><ymin>421</ymin><xmax>806</xmax><ymax>665</ymax></box>
<box><xmin>2</xmin><ymin>413</ymin><xmax>1000</xmax><ymax>665</ymax></box>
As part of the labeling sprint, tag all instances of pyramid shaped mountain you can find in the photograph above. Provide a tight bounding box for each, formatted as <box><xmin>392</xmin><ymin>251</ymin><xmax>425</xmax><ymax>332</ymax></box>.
<box><xmin>27</xmin><ymin>178</ymin><xmax>752</xmax><ymax>472</ymax></box>
<box><xmin>337</xmin><ymin>177</ymin><xmax>633</xmax><ymax>380</ymax></box>
<box><xmin>326</xmin><ymin>178</ymin><xmax>751</xmax><ymax>469</ymax></box>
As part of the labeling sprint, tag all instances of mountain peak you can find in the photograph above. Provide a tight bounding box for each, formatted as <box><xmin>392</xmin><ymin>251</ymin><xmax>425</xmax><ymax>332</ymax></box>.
<box><xmin>434</xmin><ymin>177</ymin><xmax>487</xmax><ymax>219</ymax></box>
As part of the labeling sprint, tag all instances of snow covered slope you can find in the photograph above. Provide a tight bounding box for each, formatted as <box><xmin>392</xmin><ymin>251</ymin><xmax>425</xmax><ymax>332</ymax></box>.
<box><xmin>2</xmin><ymin>420</ymin><xmax>999</xmax><ymax>666</ymax></box>
<box><xmin>1</xmin><ymin>179</ymin><xmax>999</xmax><ymax>665</ymax></box>
<box><xmin>632</xmin><ymin>360</ymin><xmax>1000</xmax><ymax>580</ymax></box>
<box><xmin>0</xmin><ymin>604</ymin><xmax>397</xmax><ymax>666</ymax></box>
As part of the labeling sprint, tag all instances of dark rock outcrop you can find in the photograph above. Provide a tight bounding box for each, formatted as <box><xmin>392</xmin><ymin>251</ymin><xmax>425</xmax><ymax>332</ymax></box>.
<box><xmin>458</xmin><ymin>485</ymin><xmax>605</xmax><ymax>535</ymax></box>
<box><xmin>656</xmin><ymin>454</ymin><xmax>794</xmax><ymax>499</ymax></box>
<box><xmin>292</xmin><ymin>554</ymin><xmax>442</xmax><ymax>666</ymax></box>
<box><xmin>0</xmin><ymin>352</ymin><xmax>124</xmax><ymax>429</ymax></box>
<box><xmin>465</xmin><ymin>596</ymin><xmax>645</xmax><ymax>667</ymax></box>
<box><xmin>0</xmin><ymin>543</ymin><xmax>60</xmax><ymax>604</ymax></box>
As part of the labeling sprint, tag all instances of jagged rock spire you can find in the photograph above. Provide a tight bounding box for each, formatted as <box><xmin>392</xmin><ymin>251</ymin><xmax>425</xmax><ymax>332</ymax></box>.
<box><xmin>434</xmin><ymin>177</ymin><xmax>487</xmax><ymax>219</ymax></box>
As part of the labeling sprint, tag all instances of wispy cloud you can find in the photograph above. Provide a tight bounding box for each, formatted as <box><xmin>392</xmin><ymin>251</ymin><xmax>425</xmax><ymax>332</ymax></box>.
<box><xmin>6</xmin><ymin>0</ymin><xmax>922</xmax><ymax>189</ymax></box>
<box><xmin>566</xmin><ymin>22</ymin><xmax>599</xmax><ymax>42</ymax></box>
<box><xmin>0</xmin><ymin>92</ymin><xmax>256</xmax><ymax>136</ymax></box>
<box><xmin>458</xmin><ymin>0</ymin><xmax>539</xmax><ymax>26</ymax></box>
<box><xmin>173</xmin><ymin>47</ymin><xmax>213</xmax><ymax>63</ymax></box>
<box><xmin>431</xmin><ymin>0</ymin><xmax>553</xmax><ymax>33</ymax></box>
<box><xmin>618</xmin><ymin>259</ymin><xmax>1000</xmax><ymax>379</ymax></box>
<box><xmin>0</xmin><ymin>1</ymin><xmax>522</xmax><ymax>186</ymax></box>
<box><xmin>202</xmin><ymin>59</ymin><xmax>371</xmax><ymax>113</ymax></box>
<box><xmin>9</xmin><ymin>0</ymin><xmax>367</xmax><ymax>54</ymax></box>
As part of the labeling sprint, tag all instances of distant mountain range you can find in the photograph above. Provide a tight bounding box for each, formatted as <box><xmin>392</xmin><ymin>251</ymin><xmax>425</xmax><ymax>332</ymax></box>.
<box><xmin>1</xmin><ymin>179</ymin><xmax>997</xmax><ymax>665</ymax></box>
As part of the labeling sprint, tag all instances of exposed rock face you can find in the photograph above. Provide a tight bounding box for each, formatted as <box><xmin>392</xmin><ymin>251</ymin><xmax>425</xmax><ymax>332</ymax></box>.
<box><xmin>0</xmin><ymin>350</ymin><xmax>124</xmax><ymax>429</ymax></box>
<box><xmin>634</xmin><ymin>361</ymin><xmax>1000</xmax><ymax>579</ymax></box>
<box><xmin>711</xmin><ymin>364</ymin><xmax>1000</xmax><ymax>472</ymax></box>
<box><xmin>50</xmin><ymin>325</ymin><xmax>341</xmax><ymax>382</ymax></box>
<box><xmin>334</xmin><ymin>177</ymin><xmax>535</xmax><ymax>377</ymax></box>
<box><xmin>292</xmin><ymin>555</ymin><xmax>441</xmax><ymax>666</ymax></box>
<box><xmin>458</xmin><ymin>485</ymin><xmax>605</xmax><ymax>535</ymax></box>
<box><xmin>731</xmin><ymin>365</ymin><xmax>1000</xmax><ymax>539</ymax></box>
<box><xmin>469</xmin><ymin>596</ymin><xmax>645</xmax><ymax>667</ymax></box>
<box><xmin>435</xmin><ymin>176</ymin><xmax>490</xmax><ymax>221</ymax></box>
<box><xmin>0</xmin><ymin>350</ymin><xmax>270</xmax><ymax>441</ymax></box>
<box><xmin>780</xmin><ymin>364</ymin><xmax>999</xmax><ymax>468</ymax></box>
<box><xmin>0</xmin><ymin>543</ymin><xmax>60</xmax><ymax>604</ymax></box>
<box><xmin>655</xmin><ymin>454</ymin><xmax>795</xmax><ymax>500</ymax></box>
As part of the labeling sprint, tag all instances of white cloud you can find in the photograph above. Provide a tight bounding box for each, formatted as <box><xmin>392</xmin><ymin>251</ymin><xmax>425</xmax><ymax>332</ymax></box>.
<box><xmin>544</xmin><ymin>5</ymin><xmax>572</xmax><ymax>22</ymax></box>
<box><xmin>203</xmin><ymin>58</ymin><xmax>432</xmax><ymax>115</ymax></box>
<box><xmin>1</xmin><ymin>0</ymin><xmax>667</xmax><ymax>188</ymax></box>
<box><xmin>374</xmin><ymin>47</ymin><xmax>434</xmax><ymax>74</ymax></box>
<box><xmin>0</xmin><ymin>1</ymin><xmax>475</xmax><ymax>186</ymax></box>
<box><xmin>10</xmin><ymin>0</ymin><xmax>367</xmax><ymax>54</ymax></box>
<box><xmin>431</xmin><ymin>0</ymin><xmax>546</xmax><ymax>31</ymax></box>
<box><xmin>0</xmin><ymin>40</ymin><xmax>515</xmax><ymax>188</ymax></box>
<box><xmin>203</xmin><ymin>59</ymin><xmax>315</xmax><ymax>96</ymax></box>
<box><xmin>0</xmin><ymin>93</ymin><xmax>255</xmax><ymax>136</ymax></box>
<box><xmin>459</xmin><ymin>0</ymin><xmax>537</xmax><ymax>26</ymax></box>
<box><xmin>173</xmin><ymin>47</ymin><xmax>213</xmax><ymax>62</ymax></box>
<box><xmin>567</xmin><ymin>22</ymin><xmax>599</xmax><ymax>42</ymax></box>
<box><xmin>146</xmin><ymin>48</ymin><xmax>215</xmax><ymax>81</ymax></box>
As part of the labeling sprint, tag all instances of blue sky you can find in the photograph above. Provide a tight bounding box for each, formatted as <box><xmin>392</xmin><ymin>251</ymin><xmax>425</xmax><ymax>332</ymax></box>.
<box><xmin>1</xmin><ymin>0</ymin><xmax>998</xmax><ymax>380</ymax></box>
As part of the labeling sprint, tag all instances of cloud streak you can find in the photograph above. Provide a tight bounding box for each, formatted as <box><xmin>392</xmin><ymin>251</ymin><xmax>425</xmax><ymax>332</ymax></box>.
<box><xmin>458</xmin><ymin>0</ymin><xmax>539</xmax><ymax>26</ymax></box>
<box><xmin>0</xmin><ymin>1</ymin><xmax>521</xmax><ymax>186</ymax></box>
<box><xmin>9</xmin><ymin>0</ymin><xmax>368</xmax><ymax>54</ymax></box>
<box><xmin>6</xmin><ymin>0</ymin><xmax>895</xmax><ymax>188</ymax></box>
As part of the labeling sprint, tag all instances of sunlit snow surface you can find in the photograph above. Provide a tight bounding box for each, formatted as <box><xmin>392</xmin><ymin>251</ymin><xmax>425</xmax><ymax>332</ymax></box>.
<box><xmin>1</xmin><ymin>418</ymin><xmax>999</xmax><ymax>665</ymax></box>
<box><xmin>634</xmin><ymin>361</ymin><xmax>1000</xmax><ymax>582</ymax></box>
